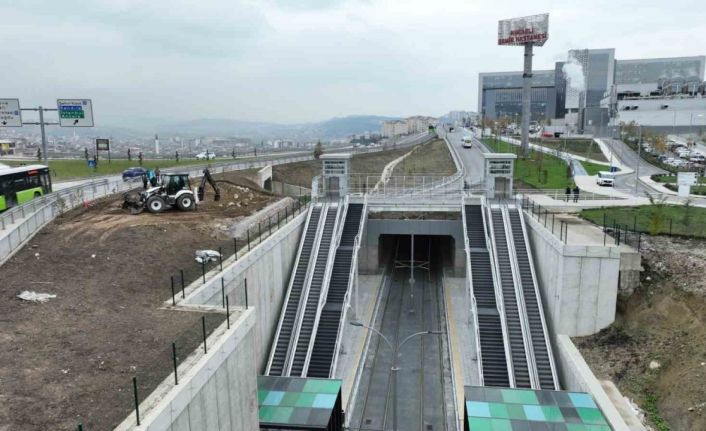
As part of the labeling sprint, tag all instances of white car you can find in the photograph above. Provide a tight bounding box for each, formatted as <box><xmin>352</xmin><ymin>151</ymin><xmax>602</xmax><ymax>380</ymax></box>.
<box><xmin>196</xmin><ymin>151</ymin><xmax>216</xmax><ymax>160</ymax></box>
<box><xmin>461</xmin><ymin>136</ymin><xmax>473</xmax><ymax>148</ymax></box>
<box><xmin>596</xmin><ymin>171</ymin><xmax>616</xmax><ymax>187</ymax></box>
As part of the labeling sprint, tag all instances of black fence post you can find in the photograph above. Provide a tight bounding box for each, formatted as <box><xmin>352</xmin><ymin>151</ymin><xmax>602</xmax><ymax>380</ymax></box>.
<box><xmin>286</xmin><ymin>207</ymin><xmax>289</xmax><ymax>222</ymax></box>
<box><xmin>247</xmin><ymin>230</ymin><xmax>251</xmax><ymax>251</ymax></box>
<box><xmin>132</xmin><ymin>377</ymin><xmax>140</xmax><ymax>426</ymax></box>
<box><xmin>221</xmin><ymin>278</ymin><xmax>226</xmax><ymax>308</ymax></box>
<box><xmin>226</xmin><ymin>296</ymin><xmax>230</xmax><ymax>329</ymax></box>
<box><xmin>219</xmin><ymin>246</ymin><xmax>223</xmax><ymax>271</ymax></box>
<box><xmin>245</xmin><ymin>278</ymin><xmax>249</xmax><ymax>309</ymax></box>
<box><xmin>78</xmin><ymin>424</ymin><xmax>83</xmax><ymax>431</ymax></box>
<box><xmin>277</xmin><ymin>212</ymin><xmax>280</xmax><ymax>229</ymax></box>
<box><xmin>172</xmin><ymin>342</ymin><xmax>179</xmax><ymax>385</ymax></box>
<box><xmin>638</xmin><ymin>232</ymin><xmax>642</xmax><ymax>251</ymax></box>
<box><xmin>603</xmin><ymin>213</ymin><xmax>607</xmax><ymax>232</ymax></box>
<box><xmin>201</xmin><ymin>261</ymin><xmax>206</xmax><ymax>284</ymax></box>
<box><xmin>234</xmin><ymin>238</ymin><xmax>238</xmax><ymax>261</ymax></box>
<box><xmin>258</xmin><ymin>222</ymin><xmax>262</xmax><ymax>244</ymax></box>
<box><xmin>551</xmin><ymin>214</ymin><xmax>555</xmax><ymax>234</ymax></box>
<box><xmin>633</xmin><ymin>215</ymin><xmax>637</xmax><ymax>232</ymax></box>
<box><xmin>269</xmin><ymin>215</ymin><xmax>272</xmax><ymax>237</ymax></box>
<box><xmin>202</xmin><ymin>316</ymin><xmax>207</xmax><ymax>354</ymax></box>
<box><xmin>180</xmin><ymin>269</ymin><xmax>185</xmax><ymax>298</ymax></box>
<box><xmin>170</xmin><ymin>276</ymin><xmax>176</xmax><ymax>306</ymax></box>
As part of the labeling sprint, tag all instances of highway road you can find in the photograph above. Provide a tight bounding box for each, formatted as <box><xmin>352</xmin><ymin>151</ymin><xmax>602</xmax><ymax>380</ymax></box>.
<box><xmin>603</xmin><ymin>138</ymin><xmax>665</xmax><ymax>193</ymax></box>
<box><xmin>443</xmin><ymin>129</ymin><xmax>488</xmax><ymax>186</ymax></box>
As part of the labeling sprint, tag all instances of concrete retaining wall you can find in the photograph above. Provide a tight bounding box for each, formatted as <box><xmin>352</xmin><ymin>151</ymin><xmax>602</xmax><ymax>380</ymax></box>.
<box><xmin>555</xmin><ymin>335</ymin><xmax>633</xmax><ymax>431</ymax></box>
<box><xmin>524</xmin><ymin>212</ymin><xmax>621</xmax><ymax>337</ymax></box>
<box><xmin>272</xmin><ymin>180</ymin><xmax>310</xmax><ymax>198</ymax></box>
<box><xmin>116</xmin><ymin>310</ymin><xmax>259</xmax><ymax>431</ymax></box>
<box><xmin>184</xmin><ymin>211</ymin><xmax>306</xmax><ymax>371</ymax></box>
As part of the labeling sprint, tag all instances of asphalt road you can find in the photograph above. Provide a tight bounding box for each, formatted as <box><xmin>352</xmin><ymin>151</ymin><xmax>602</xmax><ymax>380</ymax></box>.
<box><xmin>443</xmin><ymin>129</ymin><xmax>487</xmax><ymax>186</ymax></box>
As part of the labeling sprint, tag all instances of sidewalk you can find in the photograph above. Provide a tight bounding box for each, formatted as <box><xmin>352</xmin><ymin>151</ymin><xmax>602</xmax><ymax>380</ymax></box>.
<box><xmin>497</xmin><ymin>136</ymin><xmax>610</xmax><ymax>166</ymax></box>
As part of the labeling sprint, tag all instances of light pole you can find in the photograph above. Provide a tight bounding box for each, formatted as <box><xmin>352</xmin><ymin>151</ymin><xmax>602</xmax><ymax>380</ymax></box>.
<box><xmin>691</xmin><ymin>113</ymin><xmax>704</xmax><ymax>138</ymax></box>
<box><xmin>350</xmin><ymin>321</ymin><xmax>442</xmax><ymax>431</ymax></box>
<box><xmin>634</xmin><ymin>123</ymin><xmax>641</xmax><ymax>196</ymax></box>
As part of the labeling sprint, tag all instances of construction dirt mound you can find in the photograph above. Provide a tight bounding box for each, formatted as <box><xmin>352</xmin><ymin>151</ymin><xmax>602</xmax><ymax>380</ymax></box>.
<box><xmin>576</xmin><ymin>235</ymin><xmax>706</xmax><ymax>431</ymax></box>
<box><xmin>0</xmin><ymin>170</ymin><xmax>284</xmax><ymax>430</ymax></box>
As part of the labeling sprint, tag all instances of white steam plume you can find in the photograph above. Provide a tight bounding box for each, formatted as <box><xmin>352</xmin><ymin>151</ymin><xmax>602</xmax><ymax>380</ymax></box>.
<box><xmin>562</xmin><ymin>56</ymin><xmax>585</xmax><ymax>91</ymax></box>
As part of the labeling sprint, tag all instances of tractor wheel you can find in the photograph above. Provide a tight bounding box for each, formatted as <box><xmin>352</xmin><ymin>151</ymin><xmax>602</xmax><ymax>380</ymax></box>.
<box><xmin>176</xmin><ymin>194</ymin><xmax>195</xmax><ymax>211</ymax></box>
<box><xmin>146</xmin><ymin>195</ymin><xmax>166</xmax><ymax>214</ymax></box>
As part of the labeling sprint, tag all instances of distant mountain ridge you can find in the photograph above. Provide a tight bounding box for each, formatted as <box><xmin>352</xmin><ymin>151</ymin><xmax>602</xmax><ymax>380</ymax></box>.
<box><xmin>156</xmin><ymin>115</ymin><xmax>401</xmax><ymax>140</ymax></box>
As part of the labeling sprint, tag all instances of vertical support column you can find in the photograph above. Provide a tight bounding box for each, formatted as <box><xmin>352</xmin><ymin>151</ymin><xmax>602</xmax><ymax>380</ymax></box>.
<box><xmin>521</xmin><ymin>43</ymin><xmax>533</xmax><ymax>156</ymax></box>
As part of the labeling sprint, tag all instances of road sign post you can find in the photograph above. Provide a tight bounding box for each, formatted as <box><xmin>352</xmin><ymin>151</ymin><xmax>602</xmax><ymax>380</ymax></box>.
<box><xmin>0</xmin><ymin>99</ymin><xmax>22</xmax><ymax>127</ymax></box>
<box><xmin>0</xmin><ymin>98</ymin><xmax>95</xmax><ymax>165</ymax></box>
<box><xmin>96</xmin><ymin>138</ymin><xmax>111</xmax><ymax>163</ymax></box>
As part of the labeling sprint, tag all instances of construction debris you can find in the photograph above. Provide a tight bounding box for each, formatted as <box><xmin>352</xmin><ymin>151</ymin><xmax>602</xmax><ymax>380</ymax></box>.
<box><xmin>17</xmin><ymin>291</ymin><xmax>56</xmax><ymax>303</ymax></box>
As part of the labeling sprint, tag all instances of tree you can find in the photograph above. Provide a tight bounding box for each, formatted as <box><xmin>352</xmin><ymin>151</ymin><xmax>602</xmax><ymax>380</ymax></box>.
<box><xmin>653</xmin><ymin>134</ymin><xmax>667</xmax><ymax>155</ymax></box>
<box><xmin>646</xmin><ymin>193</ymin><xmax>668</xmax><ymax>235</ymax></box>
<box><xmin>36</xmin><ymin>148</ymin><xmax>41</xmax><ymax>161</ymax></box>
<box><xmin>314</xmin><ymin>140</ymin><xmax>323</xmax><ymax>159</ymax></box>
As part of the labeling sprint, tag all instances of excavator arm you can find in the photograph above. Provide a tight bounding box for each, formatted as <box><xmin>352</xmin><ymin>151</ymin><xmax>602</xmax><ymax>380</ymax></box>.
<box><xmin>197</xmin><ymin>168</ymin><xmax>221</xmax><ymax>201</ymax></box>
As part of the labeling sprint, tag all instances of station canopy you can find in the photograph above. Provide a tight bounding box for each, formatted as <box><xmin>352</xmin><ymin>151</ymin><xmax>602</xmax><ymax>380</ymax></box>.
<box><xmin>464</xmin><ymin>386</ymin><xmax>611</xmax><ymax>430</ymax></box>
<box><xmin>258</xmin><ymin>375</ymin><xmax>344</xmax><ymax>430</ymax></box>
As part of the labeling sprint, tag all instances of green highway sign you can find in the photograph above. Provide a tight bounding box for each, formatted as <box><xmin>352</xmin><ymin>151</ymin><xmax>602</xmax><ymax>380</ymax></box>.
<box><xmin>57</xmin><ymin>99</ymin><xmax>94</xmax><ymax>127</ymax></box>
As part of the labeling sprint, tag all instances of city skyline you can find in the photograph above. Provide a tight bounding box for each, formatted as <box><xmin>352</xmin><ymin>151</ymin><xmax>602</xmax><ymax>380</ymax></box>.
<box><xmin>1</xmin><ymin>0</ymin><xmax>705</xmax><ymax>126</ymax></box>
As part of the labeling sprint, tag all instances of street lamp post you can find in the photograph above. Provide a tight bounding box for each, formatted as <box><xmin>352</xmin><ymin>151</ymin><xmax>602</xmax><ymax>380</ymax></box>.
<box><xmin>634</xmin><ymin>123</ymin><xmax>641</xmax><ymax>196</ymax></box>
<box><xmin>691</xmin><ymin>113</ymin><xmax>704</xmax><ymax>138</ymax></box>
<box><xmin>350</xmin><ymin>321</ymin><xmax>442</xmax><ymax>431</ymax></box>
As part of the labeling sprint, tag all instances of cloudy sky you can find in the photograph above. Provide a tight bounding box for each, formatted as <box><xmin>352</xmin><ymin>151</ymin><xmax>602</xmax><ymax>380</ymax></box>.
<box><xmin>0</xmin><ymin>0</ymin><xmax>704</xmax><ymax>126</ymax></box>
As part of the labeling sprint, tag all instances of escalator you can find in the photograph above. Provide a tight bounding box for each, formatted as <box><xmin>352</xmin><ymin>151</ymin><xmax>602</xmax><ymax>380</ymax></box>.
<box><xmin>464</xmin><ymin>204</ymin><xmax>510</xmax><ymax>387</ymax></box>
<box><xmin>289</xmin><ymin>206</ymin><xmax>339</xmax><ymax>376</ymax></box>
<box><xmin>307</xmin><ymin>203</ymin><xmax>365</xmax><ymax>378</ymax></box>
<box><xmin>266</xmin><ymin>205</ymin><xmax>323</xmax><ymax>376</ymax></box>
<box><xmin>490</xmin><ymin>208</ymin><xmax>531</xmax><ymax>388</ymax></box>
<box><xmin>507</xmin><ymin>208</ymin><xmax>558</xmax><ymax>390</ymax></box>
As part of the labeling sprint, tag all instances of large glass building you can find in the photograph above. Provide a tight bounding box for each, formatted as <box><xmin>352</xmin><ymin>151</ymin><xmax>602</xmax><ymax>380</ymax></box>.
<box><xmin>478</xmin><ymin>50</ymin><xmax>705</xmax><ymax>133</ymax></box>
<box><xmin>478</xmin><ymin>70</ymin><xmax>558</xmax><ymax>121</ymax></box>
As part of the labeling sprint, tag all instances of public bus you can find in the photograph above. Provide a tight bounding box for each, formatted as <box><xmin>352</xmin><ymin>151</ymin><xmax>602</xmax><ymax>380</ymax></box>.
<box><xmin>0</xmin><ymin>164</ymin><xmax>52</xmax><ymax>211</ymax></box>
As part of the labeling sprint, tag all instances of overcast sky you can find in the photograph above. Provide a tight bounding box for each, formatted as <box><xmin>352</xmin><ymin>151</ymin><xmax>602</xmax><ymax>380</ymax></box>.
<box><xmin>1</xmin><ymin>0</ymin><xmax>704</xmax><ymax>126</ymax></box>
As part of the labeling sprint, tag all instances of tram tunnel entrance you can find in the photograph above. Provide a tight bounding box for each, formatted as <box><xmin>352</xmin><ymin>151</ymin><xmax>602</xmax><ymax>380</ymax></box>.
<box><xmin>349</xmin><ymin>234</ymin><xmax>456</xmax><ymax>431</ymax></box>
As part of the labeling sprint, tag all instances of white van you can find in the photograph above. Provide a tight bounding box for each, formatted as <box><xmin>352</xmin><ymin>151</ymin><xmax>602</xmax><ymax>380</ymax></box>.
<box><xmin>596</xmin><ymin>171</ymin><xmax>616</xmax><ymax>187</ymax></box>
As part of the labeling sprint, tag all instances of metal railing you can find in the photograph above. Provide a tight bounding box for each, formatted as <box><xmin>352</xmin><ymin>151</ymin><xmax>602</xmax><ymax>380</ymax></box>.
<box><xmin>461</xmin><ymin>196</ymin><xmax>484</xmax><ymax>384</ymax></box>
<box><xmin>330</xmin><ymin>195</ymin><xmax>368</xmax><ymax>377</ymax></box>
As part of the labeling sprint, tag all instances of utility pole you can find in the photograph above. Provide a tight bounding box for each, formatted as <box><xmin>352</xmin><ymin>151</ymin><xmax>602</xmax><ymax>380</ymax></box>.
<box><xmin>521</xmin><ymin>42</ymin><xmax>533</xmax><ymax>156</ymax></box>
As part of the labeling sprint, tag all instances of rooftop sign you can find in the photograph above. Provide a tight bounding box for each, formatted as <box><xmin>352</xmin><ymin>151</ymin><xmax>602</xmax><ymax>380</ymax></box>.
<box><xmin>498</xmin><ymin>13</ymin><xmax>549</xmax><ymax>46</ymax></box>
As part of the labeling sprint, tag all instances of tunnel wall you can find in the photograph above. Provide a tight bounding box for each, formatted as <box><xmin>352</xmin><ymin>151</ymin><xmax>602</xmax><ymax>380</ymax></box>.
<box><xmin>360</xmin><ymin>218</ymin><xmax>465</xmax><ymax>274</ymax></box>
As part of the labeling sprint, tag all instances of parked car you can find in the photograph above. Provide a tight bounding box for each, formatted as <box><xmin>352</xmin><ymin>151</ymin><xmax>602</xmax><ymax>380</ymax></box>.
<box><xmin>122</xmin><ymin>167</ymin><xmax>147</xmax><ymax>181</ymax></box>
<box><xmin>690</xmin><ymin>153</ymin><xmax>705</xmax><ymax>163</ymax></box>
<box><xmin>195</xmin><ymin>151</ymin><xmax>216</xmax><ymax>160</ymax></box>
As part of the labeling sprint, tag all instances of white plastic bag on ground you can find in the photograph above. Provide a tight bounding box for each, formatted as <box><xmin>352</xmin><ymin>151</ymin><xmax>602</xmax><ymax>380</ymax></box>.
<box><xmin>195</xmin><ymin>250</ymin><xmax>221</xmax><ymax>264</ymax></box>
<box><xmin>17</xmin><ymin>291</ymin><xmax>56</xmax><ymax>303</ymax></box>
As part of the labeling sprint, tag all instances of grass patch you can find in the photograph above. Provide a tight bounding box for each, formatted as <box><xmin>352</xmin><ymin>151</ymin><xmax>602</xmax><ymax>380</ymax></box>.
<box><xmin>580</xmin><ymin>204</ymin><xmax>706</xmax><ymax>237</ymax></box>
<box><xmin>6</xmin><ymin>158</ymin><xmax>218</xmax><ymax>181</ymax></box>
<box><xmin>581</xmin><ymin>161</ymin><xmax>608</xmax><ymax>176</ymax></box>
<box><xmin>643</xmin><ymin>393</ymin><xmax>671</xmax><ymax>431</ymax></box>
<box><xmin>483</xmin><ymin>138</ymin><xmax>574</xmax><ymax>189</ymax></box>
<box><xmin>272</xmin><ymin>145</ymin><xmax>417</xmax><ymax>188</ymax></box>
<box><xmin>395</xmin><ymin>139</ymin><xmax>456</xmax><ymax>175</ymax></box>
<box><xmin>530</xmin><ymin>137</ymin><xmax>608</xmax><ymax>162</ymax></box>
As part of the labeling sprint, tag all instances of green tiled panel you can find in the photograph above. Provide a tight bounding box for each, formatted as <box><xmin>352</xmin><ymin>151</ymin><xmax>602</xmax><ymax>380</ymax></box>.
<box><xmin>464</xmin><ymin>386</ymin><xmax>612</xmax><ymax>431</ymax></box>
<box><xmin>257</xmin><ymin>375</ymin><xmax>342</xmax><ymax>429</ymax></box>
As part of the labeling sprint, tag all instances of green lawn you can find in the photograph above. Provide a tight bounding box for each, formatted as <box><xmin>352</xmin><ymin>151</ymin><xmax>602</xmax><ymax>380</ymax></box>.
<box><xmin>3</xmin><ymin>157</ymin><xmax>266</xmax><ymax>181</ymax></box>
<box><xmin>652</xmin><ymin>174</ymin><xmax>706</xmax><ymax>195</ymax></box>
<box><xmin>482</xmin><ymin>138</ymin><xmax>605</xmax><ymax>189</ymax></box>
<box><xmin>530</xmin><ymin>137</ymin><xmax>608</xmax><ymax>162</ymax></box>
<box><xmin>580</xmin><ymin>205</ymin><xmax>706</xmax><ymax>237</ymax></box>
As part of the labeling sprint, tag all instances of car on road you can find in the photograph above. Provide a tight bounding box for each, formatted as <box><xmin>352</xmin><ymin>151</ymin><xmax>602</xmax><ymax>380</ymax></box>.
<box><xmin>195</xmin><ymin>151</ymin><xmax>216</xmax><ymax>160</ymax></box>
<box><xmin>122</xmin><ymin>167</ymin><xmax>147</xmax><ymax>181</ymax></box>
<box><xmin>461</xmin><ymin>136</ymin><xmax>473</xmax><ymax>148</ymax></box>
<box><xmin>596</xmin><ymin>171</ymin><xmax>616</xmax><ymax>187</ymax></box>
